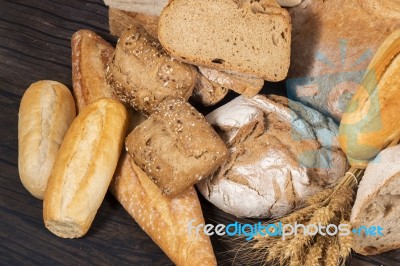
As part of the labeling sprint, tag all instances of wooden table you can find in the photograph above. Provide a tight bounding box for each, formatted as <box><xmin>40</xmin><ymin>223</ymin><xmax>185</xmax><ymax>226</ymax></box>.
<box><xmin>1</xmin><ymin>0</ymin><xmax>399</xmax><ymax>265</ymax></box>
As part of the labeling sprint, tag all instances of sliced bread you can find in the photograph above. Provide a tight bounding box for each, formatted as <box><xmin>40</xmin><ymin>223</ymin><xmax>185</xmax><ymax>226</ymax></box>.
<box><xmin>350</xmin><ymin>144</ymin><xmax>400</xmax><ymax>255</ymax></box>
<box><xmin>158</xmin><ymin>0</ymin><xmax>291</xmax><ymax>81</ymax></box>
<box><xmin>104</xmin><ymin>0</ymin><xmax>168</xmax><ymax>16</ymax></box>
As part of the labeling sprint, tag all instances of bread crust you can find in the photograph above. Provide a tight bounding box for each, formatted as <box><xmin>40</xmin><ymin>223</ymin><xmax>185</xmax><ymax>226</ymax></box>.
<box><xmin>18</xmin><ymin>80</ymin><xmax>76</xmax><ymax>199</ymax></box>
<box><xmin>43</xmin><ymin>99</ymin><xmax>128</xmax><ymax>238</ymax></box>
<box><xmin>71</xmin><ymin>29</ymin><xmax>117</xmax><ymax>112</ymax></box>
<box><xmin>339</xmin><ymin>29</ymin><xmax>400</xmax><ymax>168</ymax></box>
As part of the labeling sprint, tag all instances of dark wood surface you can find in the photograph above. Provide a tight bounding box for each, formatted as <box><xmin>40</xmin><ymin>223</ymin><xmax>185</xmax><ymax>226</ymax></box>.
<box><xmin>1</xmin><ymin>0</ymin><xmax>399</xmax><ymax>265</ymax></box>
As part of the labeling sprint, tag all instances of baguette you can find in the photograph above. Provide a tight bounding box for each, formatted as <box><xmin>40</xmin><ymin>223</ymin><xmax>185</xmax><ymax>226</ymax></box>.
<box><xmin>72</xmin><ymin>32</ymin><xmax>217</xmax><ymax>264</ymax></box>
<box><xmin>18</xmin><ymin>80</ymin><xmax>76</xmax><ymax>199</ymax></box>
<box><xmin>339</xmin><ymin>29</ymin><xmax>400</xmax><ymax>168</ymax></box>
<box><xmin>43</xmin><ymin>99</ymin><xmax>128</xmax><ymax>238</ymax></box>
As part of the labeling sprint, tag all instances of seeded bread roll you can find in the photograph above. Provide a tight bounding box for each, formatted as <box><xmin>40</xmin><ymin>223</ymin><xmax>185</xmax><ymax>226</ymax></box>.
<box><xmin>126</xmin><ymin>97</ymin><xmax>228</xmax><ymax>197</ymax></box>
<box><xmin>106</xmin><ymin>25</ymin><xmax>196</xmax><ymax>115</ymax></box>
<box><xmin>18</xmin><ymin>80</ymin><xmax>76</xmax><ymax>199</ymax></box>
<box><xmin>197</xmin><ymin>95</ymin><xmax>347</xmax><ymax>218</ymax></box>
<box><xmin>350</xmin><ymin>144</ymin><xmax>400</xmax><ymax>255</ymax></box>
<box><xmin>158</xmin><ymin>0</ymin><xmax>291</xmax><ymax>80</ymax></box>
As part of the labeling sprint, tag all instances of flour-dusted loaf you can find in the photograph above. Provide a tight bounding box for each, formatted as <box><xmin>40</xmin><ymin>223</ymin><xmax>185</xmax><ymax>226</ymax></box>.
<box><xmin>106</xmin><ymin>25</ymin><xmax>196</xmax><ymax>115</ymax></box>
<box><xmin>71</xmin><ymin>29</ymin><xmax>117</xmax><ymax>112</ymax></box>
<box><xmin>43</xmin><ymin>99</ymin><xmax>128</xmax><ymax>238</ymax></box>
<box><xmin>126</xmin><ymin>97</ymin><xmax>228</xmax><ymax>197</ymax></box>
<box><xmin>104</xmin><ymin>0</ymin><xmax>168</xmax><ymax>16</ymax></box>
<box><xmin>198</xmin><ymin>67</ymin><xmax>264</xmax><ymax>97</ymax></box>
<box><xmin>18</xmin><ymin>81</ymin><xmax>76</xmax><ymax>199</ymax></box>
<box><xmin>350</xmin><ymin>145</ymin><xmax>400</xmax><ymax>255</ymax></box>
<box><xmin>197</xmin><ymin>95</ymin><xmax>347</xmax><ymax>218</ymax></box>
<box><xmin>158</xmin><ymin>0</ymin><xmax>292</xmax><ymax>81</ymax></box>
<box><xmin>286</xmin><ymin>0</ymin><xmax>400</xmax><ymax>121</ymax></box>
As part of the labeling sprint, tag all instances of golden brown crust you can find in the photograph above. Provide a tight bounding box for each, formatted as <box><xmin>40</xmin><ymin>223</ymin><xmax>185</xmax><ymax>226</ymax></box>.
<box><xmin>71</xmin><ymin>29</ymin><xmax>117</xmax><ymax>112</ymax></box>
<box><xmin>18</xmin><ymin>80</ymin><xmax>76</xmax><ymax>199</ymax></box>
<box><xmin>109</xmin><ymin>154</ymin><xmax>217</xmax><ymax>266</ymax></box>
<box><xmin>43</xmin><ymin>99</ymin><xmax>128</xmax><ymax>238</ymax></box>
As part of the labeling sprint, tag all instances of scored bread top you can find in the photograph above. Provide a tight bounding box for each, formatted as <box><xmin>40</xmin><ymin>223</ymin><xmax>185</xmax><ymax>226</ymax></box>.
<box><xmin>158</xmin><ymin>0</ymin><xmax>291</xmax><ymax>81</ymax></box>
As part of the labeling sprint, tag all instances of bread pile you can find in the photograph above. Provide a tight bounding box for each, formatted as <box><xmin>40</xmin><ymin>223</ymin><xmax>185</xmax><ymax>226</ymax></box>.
<box><xmin>16</xmin><ymin>0</ymin><xmax>400</xmax><ymax>264</ymax></box>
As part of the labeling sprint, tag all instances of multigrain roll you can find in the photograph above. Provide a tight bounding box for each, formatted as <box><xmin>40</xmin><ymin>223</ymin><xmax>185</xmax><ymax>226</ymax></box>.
<box><xmin>126</xmin><ymin>97</ymin><xmax>228</xmax><ymax>197</ymax></box>
<box><xmin>106</xmin><ymin>25</ymin><xmax>196</xmax><ymax>115</ymax></box>
<box><xmin>43</xmin><ymin>98</ymin><xmax>128</xmax><ymax>238</ymax></box>
<box><xmin>18</xmin><ymin>80</ymin><xmax>76</xmax><ymax>199</ymax></box>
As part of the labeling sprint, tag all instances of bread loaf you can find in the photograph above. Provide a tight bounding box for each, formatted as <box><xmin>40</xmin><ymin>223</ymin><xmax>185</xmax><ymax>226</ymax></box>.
<box><xmin>197</xmin><ymin>95</ymin><xmax>347</xmax><ymax>218</ymax></box>
<box><xmin>126</xmin><ymin>97</ymin><xmax>228</xmax><ymax>197</ymax></box>
<box><xmin>350</xmin><ymin>144</ymin><xmax>400</xmax><ymax>255</ymax></box>
<box><xmin>71</xmin><ymin>29</ymin><xmax>117</xmax><ymax>112</ymax></box>
<box><xmin>106</xmin><ymin>25</ymin><xmax>196</xmax><ymax>115</ymax></box>
<box><xmin>158</xmin><ymin>0</ymin><xmax>292</xmax><ymax>81</ymax></box>
<box><xmin>72</xmin><ymin>32</ymin><xmax>217</xmax><ymax>264</ymax></box>
<box><xmin>286</xmin><ymin>0</ymin><xmax>400</xmax><ymax>121</ymax></box>
<box><xmin>18</xmin><ymin>80</ymin><xmax>76</xmax><ymax>199</ymax></box>
<box><xmin>43</xmin><ymin>99</ymin><xmax>128</xmax><ymax>238</ymax></box>
<box><xmin>339</xmin><ymin>29</ymin><xmax>400</xmax><ymax>168</ymax></box>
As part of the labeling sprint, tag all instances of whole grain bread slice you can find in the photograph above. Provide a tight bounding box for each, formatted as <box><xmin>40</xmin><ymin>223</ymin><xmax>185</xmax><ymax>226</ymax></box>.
<box><xmin>158</xmin><ymin>0</ymin><xmax>291</xmax><ymax>81</ymax></box>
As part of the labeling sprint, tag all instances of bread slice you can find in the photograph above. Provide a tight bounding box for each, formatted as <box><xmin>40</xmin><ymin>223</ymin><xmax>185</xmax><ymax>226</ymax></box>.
<box><xmin>109</xmin><ymin>7</ymin><xmax>159</xmax><ymax>38</ymax></box>
<box><xmin>110</xmin><ymin>153</ymin><xmax>217</xmax><ymax>265</ymax></box>
<box><xmin>199</xmin><ymin>67</ymin><xmax>264</xmax><ymax>97</ymax></box>
<box><xmin>158</xmin><ymin>0</ymin><xmax>291</xmax><ymax>81</ymax></box>
<box><xmin>350</xmin><ymin>145</ymin><xmax>400</xmax><ymax>255</ymax></box>
<box><xmin>71</xmin><ymin>29</ymin><xmax>118</xmax><ymax>112</ymax></box>
<box><xmin>104</xmin><ymin>0</ymin><xmax>168</xmax><ymax>16</ymax></box>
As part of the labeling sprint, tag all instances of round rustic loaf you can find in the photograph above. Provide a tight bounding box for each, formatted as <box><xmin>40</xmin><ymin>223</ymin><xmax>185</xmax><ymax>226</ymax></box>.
<box><xmin>197</xmin><ymin>95</ymin><xmax>347</xmax><ymax>218</ymax></box>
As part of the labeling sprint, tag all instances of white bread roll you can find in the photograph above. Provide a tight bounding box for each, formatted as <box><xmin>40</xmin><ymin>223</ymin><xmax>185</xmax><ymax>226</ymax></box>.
<box><xmin>350</xmin><ymin>144</ymin><xmax>400</xmax><ymax>255</ymax></box>
<box><xmin>18</xmin><ymin>80</ymin><xmax>76</xmax><ymax>199</ymax></box>
<box><xmin>43</xmin><ymin>98</ymin><xmax>128</xmax><ymax>238</ymax></box>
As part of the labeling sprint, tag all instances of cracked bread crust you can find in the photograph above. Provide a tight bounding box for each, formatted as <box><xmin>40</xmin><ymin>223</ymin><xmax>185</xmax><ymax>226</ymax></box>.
<box><xmin>125</xmin><ymin>97</ymin><xmax>228</xmax><ymax>198</ymax></box>
<box><xmin>106</xmin><ymin>25</ymin><xmax>196</xmax><ymax>116</ymax></box>
<box><xmin>196</xmin><ymin>95</ymin><xmax>347</xmax><ymax>218</ymax></box>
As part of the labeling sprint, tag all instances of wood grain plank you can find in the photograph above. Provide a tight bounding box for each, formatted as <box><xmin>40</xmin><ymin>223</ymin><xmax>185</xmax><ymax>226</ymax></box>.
<box><xmin>0</xmin><ymin>0</ymin><xmax>398</xmax><ymax>265</ymax></box>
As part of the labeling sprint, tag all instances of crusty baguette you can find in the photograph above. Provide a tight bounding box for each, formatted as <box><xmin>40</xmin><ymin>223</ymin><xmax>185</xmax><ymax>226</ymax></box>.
<box><xmin>43</xmin><ymin>99</ymin><xmax>128</xmax><ymax>238</ymax></box>
<box><xmin>110</xmin><ymin>154</ymin><xmax>217</xmax><ymax>265</ymax></box>
<box><xmin>350</xmin><ymin>144</ymin><xmax>400</xmax><ymax>255</ymax></box>
<box><xmin>158</xmin><ymin>0</ymin><xmax>291</xmax><ymax>80</ymax></box>
<box><xmin>72</xmin><ymin>31</ymin><xmax>217</xmax><ymax>264</ymax></box>
<box><xmin>339</xmin><ymin>29</ymin><xmax>400</xmax><ymax>168</ymax></box>
<box><xmin>71</xmin><ymin>29</ymin><xmax>117</xmax><ymax>112</ymax></box>
<box><xmin>18</xmin><ymin>80</ymin><xmax>76</xmax><ymax>199</ymax></box>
